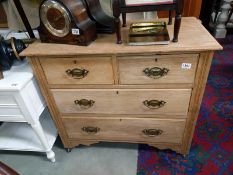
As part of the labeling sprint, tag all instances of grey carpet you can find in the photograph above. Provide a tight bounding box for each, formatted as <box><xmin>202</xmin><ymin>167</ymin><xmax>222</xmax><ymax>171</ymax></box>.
<box><xmin>0</xmin><ymin>139</ymin><xmax>138</xmax><ymax>175</ymax></box>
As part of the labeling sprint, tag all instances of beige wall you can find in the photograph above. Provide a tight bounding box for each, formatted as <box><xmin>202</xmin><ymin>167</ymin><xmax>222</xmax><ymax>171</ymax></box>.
<box><xmin>3</xmin><ymin>0</ymin><xmax>39</xmax><ymax>31</ymax></box>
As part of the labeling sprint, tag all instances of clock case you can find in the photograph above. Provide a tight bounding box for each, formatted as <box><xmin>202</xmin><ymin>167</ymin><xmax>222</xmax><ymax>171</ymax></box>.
<box><xmin>39</xmin><ymin>0</ymin><xmax>97</xmax><ymax>46</ymax></box>
<box><xmin>83</xmin><ymin>0</ymin><xmax>115</xmax><ymax>34</ymax></box>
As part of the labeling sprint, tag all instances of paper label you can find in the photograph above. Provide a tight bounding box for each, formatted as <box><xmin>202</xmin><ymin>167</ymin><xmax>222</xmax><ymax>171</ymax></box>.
<box><xmin>181</xmin><ymin>63</ymin><xmax>192</xmax><ymax>69</ymax></box>
<box><xmin>72</xmin><ymin>28</ymin><xmax>80</xmax><ymax>35</ymax></box>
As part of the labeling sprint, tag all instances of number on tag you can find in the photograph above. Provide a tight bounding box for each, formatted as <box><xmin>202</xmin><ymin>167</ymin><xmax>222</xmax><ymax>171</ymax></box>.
<box><xmin>72</xmin><ymin>28</ymin><xmax>80</xmax><ymax>35</ymax></box>
<box><xmin>181</xmin><ymin>63</ymin><xmax>192</xmax><ymax>69</ymax></box>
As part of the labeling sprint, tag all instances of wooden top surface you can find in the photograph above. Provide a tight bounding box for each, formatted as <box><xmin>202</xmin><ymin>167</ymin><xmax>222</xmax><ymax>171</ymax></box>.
<box><xmin>21</xmin><ymin>17</ymin><xmax>222</xmax><ymax>57</ymax></box>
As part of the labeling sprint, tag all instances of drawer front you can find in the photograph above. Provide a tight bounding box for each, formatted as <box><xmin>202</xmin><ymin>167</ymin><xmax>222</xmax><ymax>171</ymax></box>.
<box><xmin>118</xmin><ymin>54</ymin><xmax>198</xmax><ymax>84</ymax></box>
<box><xmin>40</xmin><ymin>57</ymin><xmax>114</xmax><ymax>85</ymax></box>
<box><xmin>0</xmin><ymin>95</ymin><xmax>17</xmax><ymax>105</ymax></box>
<box><xmin>52</xmin><ymin>89</ymin><xmax>191</xmax><ymax>115</ymax></box>
<box><xmin>0</xmin><ymin>106</ymin><xmax>22</xmax><ymax>116</ymax></box>
<box><xmin>62</xmin><ymin>117</ymin><xmax>186</xmax><ymax>144</ymax></box>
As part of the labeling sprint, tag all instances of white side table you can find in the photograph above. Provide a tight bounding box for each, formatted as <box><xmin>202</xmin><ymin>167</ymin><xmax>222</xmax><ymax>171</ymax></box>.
<box><xmin>214</xmin><ymin>0</ymin><xmax>232</xmax><ymax>38</ymax></box>
<box><xmin>0</xmin><ymin>60</ymin><xmax>57</xmax><ymax>162</ymax></box>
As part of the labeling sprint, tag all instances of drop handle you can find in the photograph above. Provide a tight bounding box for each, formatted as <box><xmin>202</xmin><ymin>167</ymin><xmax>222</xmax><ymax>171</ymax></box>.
<box><xmin>66</xmin><ymin>68</ymin><xmax>89</xmax><ymax>79</ymax></box>
<box><xmin>142</xmin><ymin>129</ymin><xmax>163</xmax><ymax>137</ymax></box>
<box><xmin>82</xmin><ymin>126</ymin><xmax>100</xmax><ymax>134</ymax></box>
<box><xmin>74</xmin><ymin>99</ymin><xmax>95</xmax><ymax>109</ymax></box>
<box><xmin>143</xmin><ymin>100</ymin><xmax>166</xmax><ymax>109</ymax></box>
<box><xmin>143</xmin><ymin>67</ymin><xmax>169</xmax><ymax>79</ymax></box>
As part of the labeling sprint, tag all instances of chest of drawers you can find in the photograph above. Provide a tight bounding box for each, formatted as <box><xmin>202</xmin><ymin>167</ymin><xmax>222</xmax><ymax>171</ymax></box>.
<box><xmin>21</xmin><ymin>17</ymin><xmax>222</xmax><ymax>155</ymax></box>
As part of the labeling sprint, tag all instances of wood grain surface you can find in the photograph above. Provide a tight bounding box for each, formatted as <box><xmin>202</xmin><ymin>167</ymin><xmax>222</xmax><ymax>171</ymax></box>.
<box><xmin>62</xmin><ymin>117</ymin><xmax>186</xmax><ymax>144</ymax></box>
<box><xmin>20</xmin><ymin>18</ymin><xmax>222</xmax><ymax>57</ymax></box>
<box><xmin>118</xmin><ymin>54</ymin><xmax>198</xmax><ymax>84</ymax></box>
<box><xmin>23</xmin><ymin>18</ymin><xmax>222</xmax><ymax>154</ymax></box>
<box><xmin>52</xmin><ymin>89</ymin><xmax>191</xmax><ymax>115</ymax></box>
<box><xmin>39</xmin><ymin>56</ymin><xmax>114</xmax><ymax>85</ymax></box>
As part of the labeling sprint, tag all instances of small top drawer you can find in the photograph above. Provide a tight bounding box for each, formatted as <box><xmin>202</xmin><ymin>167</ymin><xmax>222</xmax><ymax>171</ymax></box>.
<box><xmin>0</xmin><ymin>95</ymin><xmax>17</xmax><ymax>105</ymax></box>
<box><xmin>39</xmin><ymin>56</ymin><xmax>114</xmax><ymax>85</ymax></box>
<box><xmin>118</xmin><ymin>54</ymin><xmax>198</xmax><ymax>85</ymax></box>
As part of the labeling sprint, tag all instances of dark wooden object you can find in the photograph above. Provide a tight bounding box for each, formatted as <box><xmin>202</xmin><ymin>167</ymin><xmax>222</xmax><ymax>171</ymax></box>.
<box><xmin>200</xmin><ymin>0</ymin><xmax>216</xmax><ymax>31</ymax></box>
<box><xmin>0</xmin><ymin>68</ymin><xmax>3</xmax><ymax>80</ymax></box>
<box><xmin>12</xmin><ymin>0</ymin><xmax>35</xmax><ymax>39</ymax></box>
<box><xmin>226</xmin><ymin>1</ymin><xmax>233</xmax><ymax>25</ymax></box>
<box><xmin>83</xmin><ymin>0</ymin><xmax>115</xmax><ymax>33</ymax></box>
<box><xmin>0</xmin><ymin>161</ymin><xmax>19</xmax><ymax>175</ymax></box>
<box><xmin>39</xmin><ymin>0</ymin><xmax>97</xmax><ymax>46</ymax></box>
<box><xmin>158</xmin><ymin>0</ymin><xmax>202</xmax><ymax>20</ymax></box>
<box><xmin>112</xmin><ymin>0</ymin><xmax>184</xmax><ymax>44</ymax></box>
<box><xmin>0</xmin><ymin>3</ymin><xmax>7</xmax><ymax>28</ymax></box>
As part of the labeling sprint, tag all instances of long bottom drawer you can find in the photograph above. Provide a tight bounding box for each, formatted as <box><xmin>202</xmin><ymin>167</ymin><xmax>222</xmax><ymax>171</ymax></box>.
<box><xmin>62</xmin><ymin>117</ymin><xmax>186</xmax><ymax>144</ymax></box>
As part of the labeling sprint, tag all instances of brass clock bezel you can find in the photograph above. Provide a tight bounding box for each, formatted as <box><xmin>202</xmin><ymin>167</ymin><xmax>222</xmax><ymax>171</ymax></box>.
<box><xmin>40</xmin><ymin>0</ymin><xmax>71</xmax><ymax>37</ymax></box>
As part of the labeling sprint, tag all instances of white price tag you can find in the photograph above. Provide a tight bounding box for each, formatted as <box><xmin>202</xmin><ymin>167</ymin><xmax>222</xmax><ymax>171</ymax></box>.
<box><xmin>72</xmin><ymin>28</ymin><xmax>80</xmax><ymax>35</ymax></box>
<box><xmin>181</xmin><ymin>63</ymin><xmax>192</xmax><ymax>69</ymax></box>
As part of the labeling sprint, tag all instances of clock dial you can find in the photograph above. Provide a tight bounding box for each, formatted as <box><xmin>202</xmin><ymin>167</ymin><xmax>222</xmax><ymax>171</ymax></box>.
<box><xmin>40</xmin><ymin>0</ymin><xmax>71</xmax><ymax>37</ymax></box>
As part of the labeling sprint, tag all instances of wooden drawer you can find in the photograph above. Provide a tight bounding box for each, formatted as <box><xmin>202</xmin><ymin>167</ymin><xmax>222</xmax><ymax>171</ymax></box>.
<box><xmin>118</xmin><ymin>54</ymin><xmax>198</xmax><ymax>84</ymax></box>
<box><xmin>62</xmin><ymin>117</ymin><xmax>186</xmax><ymax>144</ymax></box>
<box><xmin>52</xmin><ymin>89</ymin><xmax>191</xmax><ymax>116</ymax></box>
<box><xmin>40</xmin><ymin>56</ymin><xmax>114</xmax><ymax>85</ymax></box>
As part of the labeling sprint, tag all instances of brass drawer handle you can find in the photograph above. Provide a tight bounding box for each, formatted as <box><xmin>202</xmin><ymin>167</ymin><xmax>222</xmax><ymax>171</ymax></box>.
<box><xmin>143</xmin><ymin>67</ymin><xmax>169</xmax><ymax>79</ymax></box>
<box><xmin>74</xmin><ymin>99</ymin><xmax>95</xmax><ymax>109</ymax></box>
<box><xmin>143</xmin><ymin>100</ymin><xmax>166</xmax><ymax>109</ymax></box>
<box><xmin>142</xmin><ymin>129</ymin><xmax>163</xmax><ymax>137</ymax></box>
<box><xmin>66</xmin><ymin>68</ymin><xmax>89</xmax><ymax>79</ymax></box>
<box><xmin>82</xmin><ymin>126</ymin><xmax>100</xmax><ymax>134</ymax></box>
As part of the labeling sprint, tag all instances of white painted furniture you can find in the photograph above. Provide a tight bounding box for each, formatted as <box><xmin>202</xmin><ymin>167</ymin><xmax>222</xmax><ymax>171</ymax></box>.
<box><xmin>0</xmin><ymin>60</ymin><xmax>57</xmax><ymax>162</ymax></box>
<box><xmin>214</xmin><ymin>0</ymin><xmax>233</xmax><ymax>38</ymax></box>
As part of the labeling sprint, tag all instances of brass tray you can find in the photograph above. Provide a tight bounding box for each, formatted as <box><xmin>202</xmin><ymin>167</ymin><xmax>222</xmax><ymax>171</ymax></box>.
<box><xmin>129</xmin><ymin>21</ymin><xmax>167</xmax><ymax>36</ymax></box>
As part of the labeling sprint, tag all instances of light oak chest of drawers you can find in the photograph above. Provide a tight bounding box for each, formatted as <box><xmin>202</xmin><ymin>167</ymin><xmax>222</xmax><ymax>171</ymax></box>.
<box><xmin>21</xmin><ymin>18</ymin><xmax>222</xmax><ymax>155</ymax></box>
